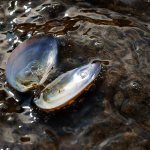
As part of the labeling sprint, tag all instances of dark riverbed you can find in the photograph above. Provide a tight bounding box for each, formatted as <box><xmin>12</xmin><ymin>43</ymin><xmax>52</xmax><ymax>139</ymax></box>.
<box><xmin>0</xmin><ymin>0</ymin><xmax>150</xmax><ymax>149</ymax></box>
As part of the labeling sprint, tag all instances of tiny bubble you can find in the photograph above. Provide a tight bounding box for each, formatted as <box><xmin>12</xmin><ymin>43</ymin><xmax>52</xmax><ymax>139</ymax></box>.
<box><xmin>24</xmin><ymin>70</ymin><xmax>31</xmax><ymax>76</ymax></box>
<box><xmin>80</xmin><ymin>71</ymin><xmax>88</xmax><ymax>79</ymax></box>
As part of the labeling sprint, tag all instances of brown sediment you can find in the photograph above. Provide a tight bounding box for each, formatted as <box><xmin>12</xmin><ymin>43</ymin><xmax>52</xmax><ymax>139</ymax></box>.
<box><xmin>13</xmin><ymin>15</ymin><xmax>135</xmax><ymax>36</ymax></box>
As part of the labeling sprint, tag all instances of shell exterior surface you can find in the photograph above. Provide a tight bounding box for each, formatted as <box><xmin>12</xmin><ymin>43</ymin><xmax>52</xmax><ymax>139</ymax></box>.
<box><xmin>6</xmin><ymin>35</ymin><xmax>58</xmax><ymax>92</ymax></box>
<box><xmin>34</xmin><ymin>62</ymin><xmax>101</xmax><ymax>110</ymax></box>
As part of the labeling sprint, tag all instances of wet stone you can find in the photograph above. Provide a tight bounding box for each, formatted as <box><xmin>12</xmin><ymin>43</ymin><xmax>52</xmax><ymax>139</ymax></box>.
<box><xmin>113</xmin><ymin>91</ymin><xmax>125</xmax><ymax>109</ymax></box>
<box><xmin>0</xmin><ymin>90</ymin><xmax>7</xmax><ymax>100</ymax></box>
<box><xmin>20</xmin><ymin>136</ymin><xmax>30</xmax><ymax>142</ymax></box>
<box><xmin>1</xmin><ymin>97</ymin><xmax>23</xmax><ymax>113</ymax></box>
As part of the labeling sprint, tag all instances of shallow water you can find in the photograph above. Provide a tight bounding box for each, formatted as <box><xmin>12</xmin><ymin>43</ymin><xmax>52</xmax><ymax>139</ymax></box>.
<box><xmin>0</xmin><ymin>0</ymin><xmax>150</xmax><ymax>149</ymax></box>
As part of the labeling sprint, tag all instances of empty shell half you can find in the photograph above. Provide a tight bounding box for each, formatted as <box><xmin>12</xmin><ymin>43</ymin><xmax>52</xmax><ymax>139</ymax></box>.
<box><xmin>34</xmin><ymin>62</ymin><xmax>101</xmax><ymax>111</ymax></box>
<box><xmin>6</xmin><ymin>35</ymin><xmax>58</xmax><ymax>92</ymax></box>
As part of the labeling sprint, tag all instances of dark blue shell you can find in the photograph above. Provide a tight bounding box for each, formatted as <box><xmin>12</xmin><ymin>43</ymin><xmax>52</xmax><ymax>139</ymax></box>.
<box><xmin>6</xmin><ymin>35</ymin><xmax>58</xmax><ymax>92</ymax></box>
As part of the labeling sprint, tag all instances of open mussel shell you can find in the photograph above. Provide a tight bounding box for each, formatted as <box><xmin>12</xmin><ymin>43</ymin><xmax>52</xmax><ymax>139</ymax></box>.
<box><xmin>6</xmin><ymin>35</ymin><xmax>58</xmax><ymax>92</ymax></box>
<box><xmin>34</xmin><ymin>62</ymin><xmax>101</xmax><ymax>111</ymax></box>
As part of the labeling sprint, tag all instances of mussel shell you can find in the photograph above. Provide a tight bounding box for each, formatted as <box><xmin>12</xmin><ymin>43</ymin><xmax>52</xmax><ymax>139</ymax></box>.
<box><xmin>6</xmin><ymin>35</ymin><xmax>58</xmax><ymax>92</ymax></box>
<box><xmin>34</xmin><ymin>62</ymin><xmax>101</xmax><ymax>111</ymax></box>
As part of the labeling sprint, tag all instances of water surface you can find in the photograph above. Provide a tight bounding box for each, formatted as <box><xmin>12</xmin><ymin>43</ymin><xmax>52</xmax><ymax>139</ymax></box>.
<box><xmin>0</xmin><ymin>0</ymin><xmax>150</xmax><ymax>149</ymax></box>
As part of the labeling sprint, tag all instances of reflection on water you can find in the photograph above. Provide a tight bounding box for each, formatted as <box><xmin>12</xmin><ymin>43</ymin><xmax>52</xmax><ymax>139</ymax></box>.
<box><xmin>0</xmin><ymin>0</ymin><xmax>150</xmax><ymax>149</ymax></box>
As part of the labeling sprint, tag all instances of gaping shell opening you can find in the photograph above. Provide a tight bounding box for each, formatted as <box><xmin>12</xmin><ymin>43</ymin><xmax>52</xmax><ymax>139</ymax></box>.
<box><xmin>6</xmin><ymin>35</ymin><xmax>101</xmax><ymax>111</ymax></box>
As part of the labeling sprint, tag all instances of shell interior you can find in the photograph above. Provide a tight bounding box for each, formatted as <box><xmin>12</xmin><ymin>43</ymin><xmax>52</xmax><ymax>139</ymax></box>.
<box><xmin>34</xmin><ymin>62</ymin><xmax>101</xmax><ymax>110</ymax></box>
<box><xmin>6</xmin><ymin>35</ymin><xmax>58</xmax><ymax>92</ymax></box>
